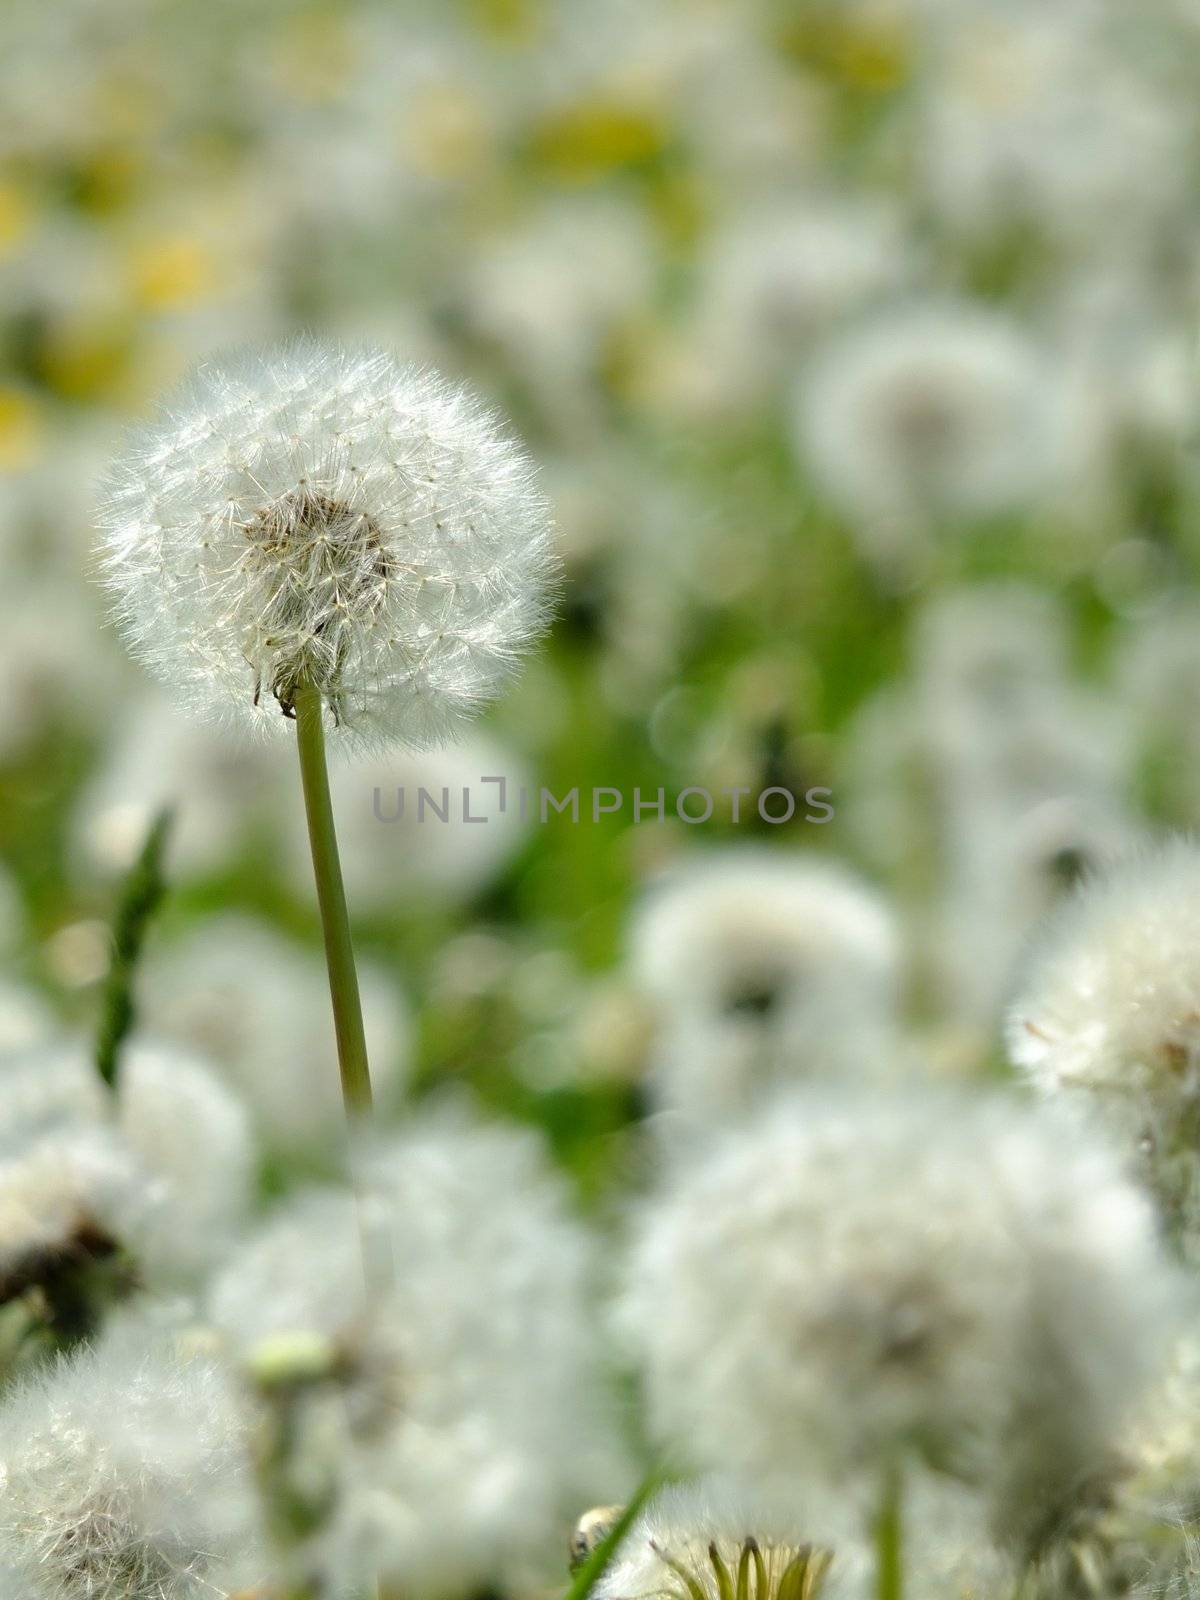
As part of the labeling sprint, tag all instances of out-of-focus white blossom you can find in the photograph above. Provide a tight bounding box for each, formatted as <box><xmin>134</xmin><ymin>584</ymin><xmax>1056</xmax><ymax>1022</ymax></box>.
<box><xmin>1007</xmin><ymin>840</ymin><xmax>1200</xmax><ymax>1249</ymax></box>
<box><xmin>0</xmin><ymin>1041</ymin><xmax>109</xmax><ymax>1146</ymax></box>
<box><xmin>1124</xmin><ymin>1335</ymin><xmax>1200</xmax><ymax>1531</ymax></box>
<box><xmin>692</xmin><ymin>195</ymin><xmax>914</xmax><ymax>407</ymax></box>
<box><xmin>936</xmin><ymin>792</ymin><xmax>1140</xmax><ymax>1029</ymax></box>
<box><xmin>919</xmin><ymin>7</ymin><xmax>1196</xmax><ymax>252</ymax></box>
<box><xmin>595</xmin><ymin>1475</ymin><xmax>1013</xmax><ymax>1600</ymax></box>
<box><xmin>594</xmin><ymin>1480</ymin><xmax>857</xmax><ymax>1600</ymax></box>
<box><xmin>71</xmin><ymin>690</ymin><xmax>285</xmax><ymax>881</ymax></box>
<box><xmin>0</xmin><ymin>1124</ymin><xmax>139</xmax><ymax>1295</ymax></box>
<box><xmin>0</xmin><ymin>1330</ymin><xmax>263</xmax><ymax>1600</ymax></box>
<box><xmin>630</xmin><ymin>851</ymin><xmax>901</xmax><ymax>1130</ymax></box>
<box><xmin>0</xmin><ymin>1038</ymin><xmax>254</xmax><ymax>1285</ymax></box>
<box><xmin>796</xmin><ymin>305</ymin><xmax>1064</xmax><ymax>559</ymax></box>
<box><xmin>97</xmin><ymin>340</ymin><xmax>558</xmax><ymax>751</ymax></box>
<box><xmin>909</xmin><ymin>585</ymin><xmax>1075</xmax><ymax>771</ymax></box>
<box><xmin>138</xmin><ymin>914</ymin><xmax>409</xmax><ymax>1151</ymax></box>
<box><xmin>209</xmin><ymin>1103</ymin><xmax>627</xmax><ymax>1598</ymax></box>
<box><xmin>0</xmin><ymin>579</ymin><xmax>123</xmax><ymax>759</ymax></box>
<box><xmin>0</xmin><ymin>981</ymin><xmax>56</xmax><ymax>1051</ymax></box>
<box><xmin>622</xmin><ymin>1088</ymin><xmax>1174</xmax><ymax>1551</ymax></box>
<box><xmin>285</xmin><ymin>729</ymin><xmax>533</xmax><ymax>911</ymax></box>
<box><xmin>458</xmin><ymin>195</ymin><xmax>655</xmax><ymax>424</ymax></box>
<box><xmin>843</xmin><ymin>585</ymin><xmax>1137</xmax><ymax>1030</ymax></box>
<box><xmin>115</xmin><ymin>1040</ymin><xmax>255</xmax><ymax>1279</ymax></box>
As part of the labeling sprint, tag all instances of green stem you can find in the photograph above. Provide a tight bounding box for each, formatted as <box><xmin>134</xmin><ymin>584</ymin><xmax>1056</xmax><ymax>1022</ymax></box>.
<box><xmin>294</xmin><ymin>683</ymin><xmax>395</xmax><ymax>1297</ymax></box>
<box><xmin>293</xmin><ymin>683</ymin><xmax>373</xmax><ymax>1120</ymax></box>
<box><xmin>873</xmin><ymin>1459</ymin><xmax>903</xmax><ymax>1600</ymax></box>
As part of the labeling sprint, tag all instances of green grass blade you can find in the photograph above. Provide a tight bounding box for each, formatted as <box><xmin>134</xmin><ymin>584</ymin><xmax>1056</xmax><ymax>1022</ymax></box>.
<box><xmin>94</xmin><ymin>806</ymin><xmax>173</xmax><ymax>1089</ymax></box>
<box><xmin>562</xmin><ymin>1470</ymin><xmax>666</xmax><ymax>1600</ymax></box>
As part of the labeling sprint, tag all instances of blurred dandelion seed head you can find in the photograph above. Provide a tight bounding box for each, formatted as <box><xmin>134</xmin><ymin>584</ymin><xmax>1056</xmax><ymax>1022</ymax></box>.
<box><xmin>0</xmin><ymin>1333</ymin><xmax>263</xmax><ymax>1600</ymax></box>
<box><xmin>1008</xmin><ymin>839</ymin><xmax>1200</xmax><ymax>1247</ymax></box>
<box><xmin>621</xmin><ymin>1088</ymin><xmax>1176</xmax><ymax>1550</ymax></box>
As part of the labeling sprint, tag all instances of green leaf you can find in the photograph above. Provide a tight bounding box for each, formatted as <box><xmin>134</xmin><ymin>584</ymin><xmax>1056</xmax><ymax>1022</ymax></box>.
<box><xmin>94</xmin><ymin>806</ymin><xmax>173</xmax><ymax>1090</ymax></box>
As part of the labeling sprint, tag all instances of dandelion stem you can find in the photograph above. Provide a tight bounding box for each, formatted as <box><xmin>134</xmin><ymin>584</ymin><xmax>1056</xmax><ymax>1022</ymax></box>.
<box><xmin>293</xmin><ymin>682</ymin><xmax>373</xmax><ymax>1121</ymax></box>
<box><xmin>873</xmin><ymin>1459</ymin><xmax>903</xmax><ymax>1600</ymax></box>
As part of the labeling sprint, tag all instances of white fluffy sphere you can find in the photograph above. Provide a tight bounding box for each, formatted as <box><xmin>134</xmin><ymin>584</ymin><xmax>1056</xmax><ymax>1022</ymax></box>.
<box><xmin>97</xmin><ymin>340</ymin><xmax>558</xmax><ymax>751</ymax></box>
<box><xmin>0</xmin><ymin>1331</ymin><xmax>262</xmax><ymax>1600</ymax></box>
<box><xmin>630</xmin><ymin>850</ymin><xmax>901</xmax><ymax>1129</ymax></box>
<box><xmin>621</xmin><ymin>1088</ymin><xmax>1175</xmax><ymax>1551</ymax></box>
<box><xmin>1007</xmin><ymin>840</ymin><xmax>1200</xmax><ymax>1246</ymax></box>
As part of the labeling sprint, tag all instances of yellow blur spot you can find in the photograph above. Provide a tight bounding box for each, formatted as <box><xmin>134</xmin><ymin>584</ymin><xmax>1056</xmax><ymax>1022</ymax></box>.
<box><xmin>466</xmin><ymin>0</ymin><xmax>541</xmax><ymax>43</ymax></box>
<box><xmin>778</xmin><ymin>13</ymin><xmax>910</xmax><ymax>93</ymax></box>
<box><xmin>272</xmin><ymin>12</ymin><xmax>354</xmax><ymax>103</ymax></box>
<box><xmin>130</xmin><ymin>235</ymin><xmax>218</xmax><ymax>310</ymax></box>
<box><xmin>407</xmin><ymin>86</ymin><xmax>490</xmax><ymax>181</ymax></box>
<box><xmin>39</xmin><ymin>319</ymin><xmax>131</xmax><ymax>402</ymax></box>
<box><xmin>76</xmin><ymin>147</ymin><xmax>142</xmax><ymax>214</ymax></box>
<box><xmin>835</xmin><ymin>26</ymin><xmax>908</xmax><ymax>90</ymax></box>
<box><xmin>0</xmin><ymin>388</ymin><xmax>44</xmax><ymax>472</ymax></box>
<box><xmin>648</xmin><ymin>170</ymin><xmax>707</xmax><ymax>248</ymax></box>
<box><xmin>528</xmin><ymin>101</ymin><xmax>668</xmax><ymax>180</ymax></box>
<box><xmin>0</xmin><ymin>183</ymin><xmax>34</xmax><ymax>259</ymax></box>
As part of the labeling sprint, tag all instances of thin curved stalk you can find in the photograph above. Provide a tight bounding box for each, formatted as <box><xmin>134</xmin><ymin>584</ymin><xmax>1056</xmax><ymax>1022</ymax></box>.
<box><xmin>293</xmin><ymin>683</ymin><xmax>373</xmax><ymax>1120</ymax></box>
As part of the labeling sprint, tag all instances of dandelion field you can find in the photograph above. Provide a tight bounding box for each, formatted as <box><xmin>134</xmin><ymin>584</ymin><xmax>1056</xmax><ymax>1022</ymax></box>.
<box><xmin>5</xmin><ymin>1</ymin><xmax>1200</xmax><ymax>1597</ymax></box>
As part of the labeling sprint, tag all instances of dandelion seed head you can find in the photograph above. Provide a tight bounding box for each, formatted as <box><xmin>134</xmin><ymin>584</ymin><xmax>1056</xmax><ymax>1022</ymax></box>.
<box><xmin>0</xmin><ymin>1125</ymin><xmax>134</xmax><ymax>1294</ymax></box>
<box><xmin>797</xmin><ymin>304</ymin><xmax>1061</xmax><ymax>556</ymax></box>
<box><xmin>116</xmin><ymin>1040</ymin><xmax>255</xmax><ymax>1280</ymax></box>
<box><xmin>630</xmin><ymin>852</ymin><xmax>900</xmax><ymax>1125</ymax></box>
<box><xmin>594</xmin><ymin>1481</ymin><xmax>845</xmax><ymax>1600</ymax></box>
<box><xmin>0</xmin><ymin>1042</ymin><xmax>109</xmax><ymax>1145</ymax></box>
<box><xmin>1006</xmin><ymin>840</ymin><xmax>1200</xmax><ymax>1241</ymax></box>
<box><xmin>1124</xmin><ymin>1334</ymin><xmax>1200</xmax><ymax>1532</ymax></box>
<box><xmin>594</xmin><ymin>1475</ymin><xmax>1011</xmax><ymax>1600</ymax></box>
<box><xmin>0</xmin><ymin>1039</ymin><xmax>253</xmax><ymax>1286</ymax></box>
<box><xmin>209</xmin><ymin>1103</ymin><xmax>627</xmax><ymax>1598</ymax></box>
<box><xmin>97</xmin><ymin>339</ymin><xmax>558</xmax><ymax>752</ymax></box>
<box><xmin>207</xmin><ymin>1185</ymin><xmax>366</xmax><ymax>1350</ymax></box>
<box><xmin>621</xmin><ymin>1089</ymin><xmax>1174</xmax><ymax>1550</ymax></box>
<box><xmin>0</xmin><ymin>1331</ymin><xmax>262</xmax><ymax>1600</ymax></box>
